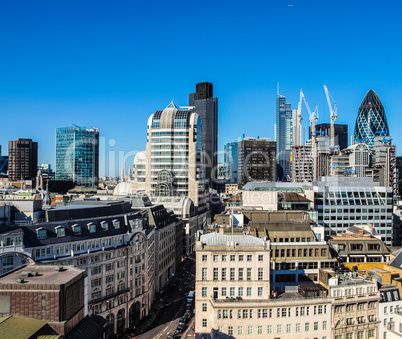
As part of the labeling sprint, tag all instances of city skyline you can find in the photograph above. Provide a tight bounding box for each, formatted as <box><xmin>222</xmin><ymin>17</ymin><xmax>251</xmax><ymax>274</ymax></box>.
<box><xmin>1</xmin><ymin>1</ymin><xmax>402</xmax><ymax>176</ymax></box>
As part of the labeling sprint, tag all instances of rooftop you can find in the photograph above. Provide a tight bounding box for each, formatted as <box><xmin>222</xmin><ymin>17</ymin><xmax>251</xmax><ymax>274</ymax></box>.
<box><xmin>200</xmin><ymin>232</ymin><xmax>265</xmax><ymax>247</ymax></box>
<box><xmin>0</xmin><ymin>265</ymin><xmax>85</xmax><ymax>286</ymax></box>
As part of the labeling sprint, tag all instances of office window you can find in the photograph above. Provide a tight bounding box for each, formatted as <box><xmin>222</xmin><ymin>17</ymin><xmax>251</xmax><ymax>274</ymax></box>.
<box><xmin>247</xmin><ymin>255</ymin><xmax>252</xmax><ymax>261</ymax></box>
<box><xmin>230</xmin><ymin>268</ymin><xmax>235</xmax><ymax>280</ymax></box>
<box><xmin>238</xmin><ymin>287</ymin><xmax>243</xmax><ymax>296</ymax></box>
<box><xmin>202</xmin><ymin>255</ymin><xmax>207</xmax><ymax>261</ymax></box>
<box><xmin>322</xmin><ymin>321</ymin><xmax>327</xmax><ymax>330</ymax></box>
<box><xmin>247</xmin><ymin>326</ymin><xmax>253</xmax><ymax>335</ymax></box>
<box><xmin>228</xmin><ymin>326</ymin><xmax>233</xmax><ymax>335</ymax></box>
<box><xmin>213</xmin><ymin>268</ymin><xmax>218</xmax><ymax>280</ymax></box>
<box><xmin>314</xmin><ymin>322</ymin><xmax>318</xmax><ymax>330</ymax></box>
<box><xmin>287</xmin><ymin>324</ymin><xmax>291</xmax><ymax>333</ymax></box>
<box><xmin>202</xmin><ymin>303</ymin><xmax>207</xmax><ymax>312</ymax></box>
<box><xmin>202</xmin><ymin>287</ymin><xmax>207</xmax><ymax>296</ymax></box>
<box><xmin>222</xmin><ymin>287</ymin><xmax>227</xmax><ymax>296</ymax></box>
<box><xmin>239</xmin><ymin>268</ymin><xmax>244</xmax><ymax>280</ymax></box>
<box><xmin>296</xmin><ymin>323</ymin><xmax>301</xmax><ymax>332</ymax></box>
<box><xmin>277</xmin><ymin>325</ymin><xmax>282</xmax><ymax>334</ymax></box>
<box><xmin>368</xmin><ymin>330</ymin><xmax>375</xmax><ymax>338</ymax></box>
<box><xmin>305</xmin><ymin>323</ymin><xmax>309</xmax><ymax>331</ymax></box>
<box><xmin>247</xmin><ymin>287</ymin><xmax>252</xmax><ymax>296</ymax></box>
<box><xmin>247</xmin><ymin>268</ymin><xmax>252</xmax><ymax>280</ymax></box>
<box><xmin>346</xmin><ymin>334</ymin><xmax>353</xmax><ymax>339</ymax></box>
<box><xmin>357</xmin><ymin>331</ymin><xmax>364</xmax><ymax>339</ymax></box>
<box><xmin>258</xmin><ymin>268</ymin><xmax>263</xmax><ymax>280</ymax></box>
<box><xmin>258</xmin><ymin>255</ymin><xmax>263</xmax><ymax>261</ymax></box>
<box><xmin>238</xmin><ymin>326</ymin><xmax>243</xmax><ymax>335</ymax></box>
<box><xmin>267</xmin><ymin>325</ymin><xmax>273</xmax><ymax>334</ymax></box>
<box><xmin>202</xmin><ymin>319</ymin><xmax>207</xmax><ymax>328</ymax></box>
<box><xmin>222</xmin><ymin>268</ymin><xmax>227</xmax><ymax>280</ymax></box>
<box><xmin>222</xmin><ymin>255</ymin><xmax>227</xmax><ymax>261</ymax></box>
<box><xmin>202</xmin><ymin>268</ymin><xmax>207</xmax><ymax>280</ymax></box>
<box><xmin>258</xmin><ymin>287</ymin><xmax>263</xmax><ymax>296</ymax></box>
<box><xmin>239</xmin><ymin>255</ymin><xmax>244</xmax><ymax>261</ymax></box>
<box><xmin>230</xmin><ymin>287</ymin><xmax>235</xmax><ymax>296</ymax></box>
<box><xmin>230</xmin><ymin>255</ymin><xmax>235</xmax><ymax>261</ymax></box>
<box><xmin>213</xmin><ymin>255</ymin><xmax>218</xmax><ymax>261</ymax></box>
<box><xmin>258</xmin><ymin>325</ymin><xmax>263</xmax><ymax>334</ymax></box>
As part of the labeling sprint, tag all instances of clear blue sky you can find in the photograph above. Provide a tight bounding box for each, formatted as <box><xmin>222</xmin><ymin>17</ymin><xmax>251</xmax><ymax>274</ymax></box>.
<box><xmin>1</xmin><ymin>0</ymin><xmax>401</xmax><ymax>176</ymax></box>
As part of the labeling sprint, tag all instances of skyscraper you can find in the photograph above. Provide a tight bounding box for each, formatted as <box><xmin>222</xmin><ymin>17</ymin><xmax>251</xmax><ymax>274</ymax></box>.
<box><xmin>354</xmin><ymin>89</ymin><xmax>389</xmax><ymax>149</ymax></box>
<box><xmin>55</xmin><ymin>126</ymin><xmax>99</xmax><ymax>187</ymax></box>
<box><xmin>310</xmin><ymin>123</ymin><xmax>349</xmax><ymax>150</ymax></box>
<box><xmin>276</xmin><ymin>94</ymin><xmax>292</xmax><ymax>181</ymax></box>
<box><xmin>189</xmin><ymin>82</ymin><xmax>218</xmax><ymax>189</ymax></box>
<box><xmin>8</xmin><ymin>138</ymin><xmax>38</xmax><ymax>181</ymax></box>
<box><xmin>145</xmin><ymin>102</ymin><xmax>208</xmax><ymax>209</ymax></box>
<box><xmin>238</xmin><ymin>137</ymin><xmax>276</xmax><ymax>186</ymax></box>
<box><xmin>223</xmin><ymin>141</ymin><xmax>238</xmax><ymax>183</ymax></box>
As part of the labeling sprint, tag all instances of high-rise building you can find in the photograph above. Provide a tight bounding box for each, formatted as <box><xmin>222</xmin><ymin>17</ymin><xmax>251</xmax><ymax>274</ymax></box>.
<box><xmin>310</xmin><ymin>123</ymin><xmax>349</xmax><ymax>150</ymax></box>
<box><xmin>276</xmin><ymin>94</ymin><xmax>292</xmax><ymax>181</ymax></box>
<box><xmin>189</xmin><ymin>82</ymin><xmax>218</xmax><ymax>189</ymax></box>
<box><xmin>8</xmin><ymin>138</ymin><xmax>38</xmax><ymax>181</ymax></box>
<box><xmin>55</xmin><ymin>126</ymin><xmax>99</xmax><ymax>187</ymax></box>
<box><xmin>238</xmin><ymin>138</ymin><xmax>276</xmax><ymax>187</ymax></box>
<box><xmin>291</xmin><ymin>144</ymin><xmax>313</xmax><ymax>182</ymax></box>
<box><xmin>0</xmin><ymin>145</ymin><xmax>8</xmax><ymax>175</ymax></box>
<box><xmin>145</xmin><ymin>101</ymin><xmax>208</xmax><ymax>210</ymax></box>
<box><xmin>224</xmin><ymin>141</ymin><xmax>238</xmax><ymax>183</ymax></box>
<box><xmin>354</xmin><ymin>89</ymin><xmax>389</xmax><ymax>149</ymax></box>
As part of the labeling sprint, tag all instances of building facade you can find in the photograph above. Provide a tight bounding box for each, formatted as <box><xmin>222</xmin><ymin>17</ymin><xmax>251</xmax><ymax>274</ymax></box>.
<box><xmin>291</xmin><ymin>144</ymin><xmax>314</xmax><ymax>182</ymax></box>
<box><xmin>311</xmin><ymin>123</ymin><xmax>349</xmax><ymax>150</ymax></box>
<box><xmin>8</xmin><ymin>138</ymin><xmax>38</xmax><ymax>181</ymax></box>
<box><xmin>224</xmin><ymin>141</ymin><xmax>238</xmax><ymax>183</ymax></box>
<box><xmin>55</xmin><ymin>126</ymin><xmax>99</xmax><ymax>187</ymax></box>
<box><xmin>189</xmin><ymin>82</ymin><xmax>218</xmax><ymax>189</ymax></box>
<box><xmin>314</xmin><ymin>177</ymin><xmax>393</xmax><ymax>245</ymax></box>
<box><xmin>145</xmin><ymin>101</ymin><xmax>208</xmax><ymax>210</ymax></box>
<box><xmin>238</xmin><ymin>138</ymin><xmax>276</xmax><ymax>187</ymax></box>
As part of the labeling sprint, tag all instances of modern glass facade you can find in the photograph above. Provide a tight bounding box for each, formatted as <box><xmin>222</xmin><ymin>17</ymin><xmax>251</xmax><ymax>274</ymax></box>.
<box><xmin>276</xmin><ymin>95</ymin><xmax>292</xmax><ymax>181</ymax></box>
<box><xmin>354</xmin><ymin>90</ymin><xmax>389</xmax><ymax>149</ymax></box>
<box><xmin>55</xmin><ymin>127</ymin><xmax>99</xmax><ymax>187</ymax></box>
<box><xmin>224</xmin><ymin>141</ymin><xmax>238</xmax><ymax>183</ymax></box>
<box><xmin>314</xmin><ymin>177</ymin><xmax>393</xmax><ymax>245</ymax></box>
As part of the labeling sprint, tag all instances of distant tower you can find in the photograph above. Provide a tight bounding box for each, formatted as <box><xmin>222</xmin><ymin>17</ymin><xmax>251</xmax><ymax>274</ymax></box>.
<box><xmin>189</xmin><ymin>82</ymin><xmax>218</xmax><ymax>189</ymax></box>
<box><xmin>8</xmin><ymin>138</ymin><xmax>38</xmax><ymax>182</ymax></box>
<box><xmin>276</xmin><ymin>91</ymin><xmax>292</xmax><ymax>181</ymax></box>
<box><xmin>121</xmin><ymin>167</ymin><xmax>125</xmax><ymax>182</ymax></box>
<box><xmin>128</xmin><ymin>167</ymin><xmax>132</xmax><ymax>181</ymax></box>
<box><xmin>354</xmin><ymin>90</ymin><xmax>389</xmax><ymax>149</ymax></box>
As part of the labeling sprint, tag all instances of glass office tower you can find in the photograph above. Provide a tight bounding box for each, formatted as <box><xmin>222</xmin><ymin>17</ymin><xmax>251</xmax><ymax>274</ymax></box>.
<box><xmin>276</xmin><ymin>94</ymin><xmax>292</xmax><ymax>181</ymax></box>
<box><xmin>55</xmin><ymin>126</ymin><xmax>99</xmax><ymax>187</ymax></box>
<box><xmin>354</xmin><ymin>90</ymin><xmax>389</xmax><ymax>149</ymax></box>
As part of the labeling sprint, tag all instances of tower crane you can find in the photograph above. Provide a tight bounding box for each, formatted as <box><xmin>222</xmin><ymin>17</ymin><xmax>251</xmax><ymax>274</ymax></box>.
<box><xmin>323</xmin><ymin>85</ymin><xmax>338</xmax><ymax>147</ymax></box>
<box><xmin>301</xmin><ymin>90</ymin><xmax>319</xmax><ymax>134</ymax></box>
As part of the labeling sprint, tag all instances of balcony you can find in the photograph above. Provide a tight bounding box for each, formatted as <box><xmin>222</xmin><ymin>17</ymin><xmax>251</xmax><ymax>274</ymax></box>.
<box><xmin>89</xmin><ymin>288</ymin><xmax>130</xmax><ymax>305</ymax></box>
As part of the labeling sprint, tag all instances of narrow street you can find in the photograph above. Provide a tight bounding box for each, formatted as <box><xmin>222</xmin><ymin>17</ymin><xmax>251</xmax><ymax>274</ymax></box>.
<box><xmin>129</xmin><ymin>257</ymin><xmax>196</xmax><ymax>339</ymax></box>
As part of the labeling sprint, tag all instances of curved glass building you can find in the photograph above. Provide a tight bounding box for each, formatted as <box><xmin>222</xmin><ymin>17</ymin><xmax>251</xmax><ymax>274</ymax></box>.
<box><xmin>354</xmin><ymin>90</ymin><xmax>389</xmax><ymax>148</ymax></box>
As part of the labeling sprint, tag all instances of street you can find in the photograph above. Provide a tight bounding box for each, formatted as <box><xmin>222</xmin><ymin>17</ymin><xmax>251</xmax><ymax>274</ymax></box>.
<box><xmin>131</xmin><ymin>257</ymin><xmax>196</xmax><ymax>339</ymax></box>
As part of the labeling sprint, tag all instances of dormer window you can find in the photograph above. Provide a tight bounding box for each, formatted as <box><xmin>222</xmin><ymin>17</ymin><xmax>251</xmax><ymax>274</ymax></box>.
<box><xmin>72</xmin><ymin>224</ymin><xmax>81</xmax><ymax>235</ymax></box>
<box><xmin>101</xmin><ymin>221</ymin><xmax>109</xmax><ymax>231</ymax></box>
<box><xmin>87</xmin><ymin>222</ymin><xmax>96</xmax><ymax>233</ymax></box>
<box><xmin>112</xmin><ymin>219</ymin><xmax>120</xmax><ymax>229</ymax></box>
<box><xmin>55</xmin><ymin>226</ymin><xmax>65</xmax><ymax>238</ymax></box>
<box><xmin>37</xmin><ymin>228</ymin><xmax>47</xmax><ymax>240</ymax></box>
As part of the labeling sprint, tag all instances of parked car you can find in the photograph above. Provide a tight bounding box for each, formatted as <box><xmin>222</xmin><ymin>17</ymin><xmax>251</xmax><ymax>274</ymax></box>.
<box><xmin>175</xmin><ymin>324</ymin><xmax>184</xmax><ymax>334</ymax></box>
<box><xmin>179</xmin><ymin>317</ymin><xmax>186</xmax><ymax>326</ymax></box>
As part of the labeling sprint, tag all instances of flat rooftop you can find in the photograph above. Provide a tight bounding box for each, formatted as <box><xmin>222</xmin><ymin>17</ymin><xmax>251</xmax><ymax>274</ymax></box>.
<box><xmin>0</xmin><ymin>265</ymin><xmax>85</xmax><ymax>286</ymax></box>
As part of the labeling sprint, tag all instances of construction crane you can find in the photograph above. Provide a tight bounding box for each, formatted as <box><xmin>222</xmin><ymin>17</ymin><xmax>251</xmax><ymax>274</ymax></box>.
<box><xmin>323</xmin><ymin>85</ymin><xmax>338</xmax><ymax>147</ymax></box>
<box><xmin>301</xmin><ymin>90</ymin><xmax>319</xmax><ymax>134</ymax></box>
<box><xmin>294</xmin><ymin>89</ymin><xmax>303</xmax><ymax>146</ymax></box>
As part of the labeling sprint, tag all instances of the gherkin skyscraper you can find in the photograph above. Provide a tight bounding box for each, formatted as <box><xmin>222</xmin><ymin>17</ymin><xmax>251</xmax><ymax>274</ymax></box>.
<box><xmin>354</xmin><ymin>89</ymin><xmax>389</xmax><ymax>149</ymax></box>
